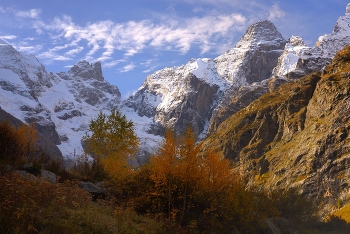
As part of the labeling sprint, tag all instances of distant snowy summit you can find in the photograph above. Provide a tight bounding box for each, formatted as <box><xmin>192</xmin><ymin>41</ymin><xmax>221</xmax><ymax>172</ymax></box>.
<box><xmin>275</xmin><ymin>4</ymin><xmax>350</xmax><ymax>79</ymax></box>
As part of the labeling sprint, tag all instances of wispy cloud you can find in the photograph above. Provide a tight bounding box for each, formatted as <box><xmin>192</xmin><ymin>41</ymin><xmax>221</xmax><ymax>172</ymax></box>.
<box><xmin>24</xmin><ymin>37</ymin><xmax>35</xmax><ymax>41</ymax></box>
<box><xmin>104</xmin><ymin>59</ymin><xmax>125</xmax><ymax>68</ymax></box>
<box><xmin>37</xmin><ymin>51</ymin><xmax>71</xmax><ymax>62</ymax></box>
<box><xmin>65</xmin><ymin>47</ymin><xmax>84</xmax><ymax>56</ymax></box>
<box><xmin>16</xmin><ymin>45</ymin><xmax>42</xmax><ymax>54</ymax></box>
<box><xmin>15</xmin><ymin>9</ymin><xmax>41</xmax><ymax>19</ymax></box>
<box><xmin>119</xmin><ymin>63</ymin><xmax>136</xmax><ymax>73</ymax></box>
<box><xmin>142</xmin><ymin>66</ymin><xmax>158</xmax><ymax>74</ymax></box>
<box><xmin>141</xmin><ymin>59</ymin><xmax>159</xmax><ymax>73</ymax></box>
<box><xmin>3</xmin><ymin>2</ymin><xmax>281</xmax><ymax>72</ymax></box>
<box><xmin>0</xmin><ymin>35</ymin><xmax>17</xmax><ymax>40</ymax></box>
<box><xmin>25</xmin><ymin>12</ymin><xmax>247</xmax><ymax>68</ymax></box>
<box><xmin>268</xmin><ymin>3</ymin><xmax>286</xmax><ymax>21</ymax></box>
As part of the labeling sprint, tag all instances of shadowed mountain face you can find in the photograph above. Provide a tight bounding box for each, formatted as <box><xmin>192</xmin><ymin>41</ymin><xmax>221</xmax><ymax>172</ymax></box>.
<box><xmin>203</xmin><ymin>44</ymin><xmax>350</xmax><ymax>201</ymax></box>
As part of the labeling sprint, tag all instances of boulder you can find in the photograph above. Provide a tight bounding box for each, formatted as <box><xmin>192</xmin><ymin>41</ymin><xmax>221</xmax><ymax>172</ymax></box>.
<box><xmin>78</xmin><ymin>181</ymin><xmax>107</xmax><ymax>201</ymax></box>
<box><xmin>40</xmin><ymin>169</ymin><xmax>57</xmax><ymax>183</ymax></box>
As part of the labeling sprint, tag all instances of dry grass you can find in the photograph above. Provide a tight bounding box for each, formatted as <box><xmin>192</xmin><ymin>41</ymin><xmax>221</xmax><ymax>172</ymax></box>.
<box><xmin>0</xmin><ymin>172</ymin><xmax>167</xmax><ymax>233</ymax></box>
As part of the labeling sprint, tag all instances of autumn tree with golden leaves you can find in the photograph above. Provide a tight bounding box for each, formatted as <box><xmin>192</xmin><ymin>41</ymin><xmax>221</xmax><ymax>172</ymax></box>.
<box><xmin>176</xmin><ymin>127</ymin><xmax>202</xmax><ymax>225</ymax></box>
<box><xmin>84</xmin><ymin>110</ymin><xmax>139</xmax><ymax>181</ymax></box>
<box><xmin>0</xmin><ymin>121</ymin><xmax>39</xmax><ymax>164</ymax></box>
<box><xmin>150</xmin><ymin>129</ymin><xmax>179</xmax><ymax>219</ymax></box>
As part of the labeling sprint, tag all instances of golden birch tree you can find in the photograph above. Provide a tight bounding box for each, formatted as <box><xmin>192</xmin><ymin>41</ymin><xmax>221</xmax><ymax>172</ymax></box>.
<box><xmin>84</xmin><ymin>110</ymin><xmax>139</xmax><ymax>180</ymax></box>
<box><xmin>150</xmin><ymin>129</ymin><xmax>179</xmax><ymax>219</ymax></box>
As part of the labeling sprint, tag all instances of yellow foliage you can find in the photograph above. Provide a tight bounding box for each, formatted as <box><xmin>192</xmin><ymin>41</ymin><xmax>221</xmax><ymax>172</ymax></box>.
<box><xmin>17</xmin><ymin>123</ymin><xmax>39</xmax><ymax>159</ymax></box>
<box><xmin>0</xmin><ymin>120</ymin><xmax>39</xmax><ymax>164</ymax></box>
<box><xmin>84</xmin><ymin>110</ymin><xmax>139</xmax><ymax>180</ymax></box>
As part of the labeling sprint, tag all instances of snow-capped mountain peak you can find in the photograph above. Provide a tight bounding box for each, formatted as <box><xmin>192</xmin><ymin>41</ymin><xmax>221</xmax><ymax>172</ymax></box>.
<box><xmin>125</xmin><ymin>20</ymin><xmax>286</xmax><ymax>138</ymax></box>
<box><xmin>235</xmin><ymin>20</ymin><xmax>285</xmax><ymax>48</ymax></box>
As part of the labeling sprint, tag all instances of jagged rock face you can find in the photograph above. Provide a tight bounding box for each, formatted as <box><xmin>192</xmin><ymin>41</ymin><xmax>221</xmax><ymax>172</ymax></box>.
<box><xmin>274</xmin><ymin>36</ymin><xmax>309</xmax><ymax>79</ymax></box>
<box><xmin>124</xmin><ymin>58</ymin><xmax>227</xmax><ymax>137</ymax></box>
<box><xmin>154</xmin><ymin>73</ymin><xmax>220</xmax><ymax>136</ymax></box>
<box><xmin>214</xmin><ymin>20</ymin><xmax>286</xmax><ymax>85</ymax></box>
<box><xmin>63</xmin><ymin>61</ymin><xmax>121</xmax><ymax>106</ymax></box>
<box><xmin>68</xmin><ymin>60</ymin><xmax>104</xmax><ymax>81</ymax></box>
<box><xmin>206</xmin><ymin>21</ymin><xmax>287</xmax><ymax>135</ymax></box>
<box><xmin>203</xmin><ymin>44</ymin><xmax>350</xmax><ymax>202</ymax></box>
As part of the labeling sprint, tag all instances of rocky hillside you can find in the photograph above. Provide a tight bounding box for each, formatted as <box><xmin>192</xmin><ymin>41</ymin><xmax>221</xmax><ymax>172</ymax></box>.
<box><xmin>203</xmin><ymin>44</ymin><xmax>350</xmax><ymax>206</ymax></box>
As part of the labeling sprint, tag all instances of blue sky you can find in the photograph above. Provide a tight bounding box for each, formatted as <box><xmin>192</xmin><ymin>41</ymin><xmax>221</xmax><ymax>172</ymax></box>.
<box><xmin>0</xmin><ymin>0</ymin><xmax>348</xmax><ymax>97</ymax></box>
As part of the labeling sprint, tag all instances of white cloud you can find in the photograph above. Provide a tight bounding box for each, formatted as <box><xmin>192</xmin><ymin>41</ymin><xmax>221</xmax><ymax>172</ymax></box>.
<box><xmin>0</xmin><ymin>35</ymin><xmax>17</xmax><ymax>40</ymax></box>
<box><xmin>268</xmin><ymin>3</ymin><xmax>285</xmax><ymax>21</ymax></box>
<box><xmin>16</xmin><ymin>45</ymin><xmax>42</xmax><ymax>54</ymax></box>
<box><xmin>119</xmin><ymin>63</ymin><xmax>135</xmax><ymax>73</ymax></box>
<box><xmin>124</xmin><ymin>49</ymin><xmax>139</xmax><ymax>57</ymax></box>
<box><xmin>37</xmin><ymin>51</ymin><xmax>71</xmax><ymax>61</ymax></box>
<box><xmin>141</xmin><ymin>59</ymin><xmax>159</xmax><ymax>73</ymax></box>
<box><xmin>104</xmin><ymin>59</ymin><xmax>125</xmax><ymax>68</ymax></box>
<box><xmin>24</xmin><ymin>37</ymin><xmax>35</xmax><ymax>41</ymax></box>
<box><xmin>29</xmin><ymin>12</ymin><xmax>247</xmax><ymax>65</ymax></box>
<box><xmin>15</xmin><ymin>9</ymin><xmax>41</xmax><ymax>19</ymax></box>
<box><xmin>142</xmin><ymin>66</ymin><xmax>158</xmax><ymax>74</ymax></box>
<box><xmin>140</xmin><ymin>59</ymin><xmax>155</xmax><ymax>66</ymax></box>
<box><xmin>166</xmin><ymin>4</ymin><xmax>176</xmax><ymax>14</ymax></box>
<box><xmin>65</xmin><ymin>47</ymin><xmax>84</xmax><ymax>56</ymax></box>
